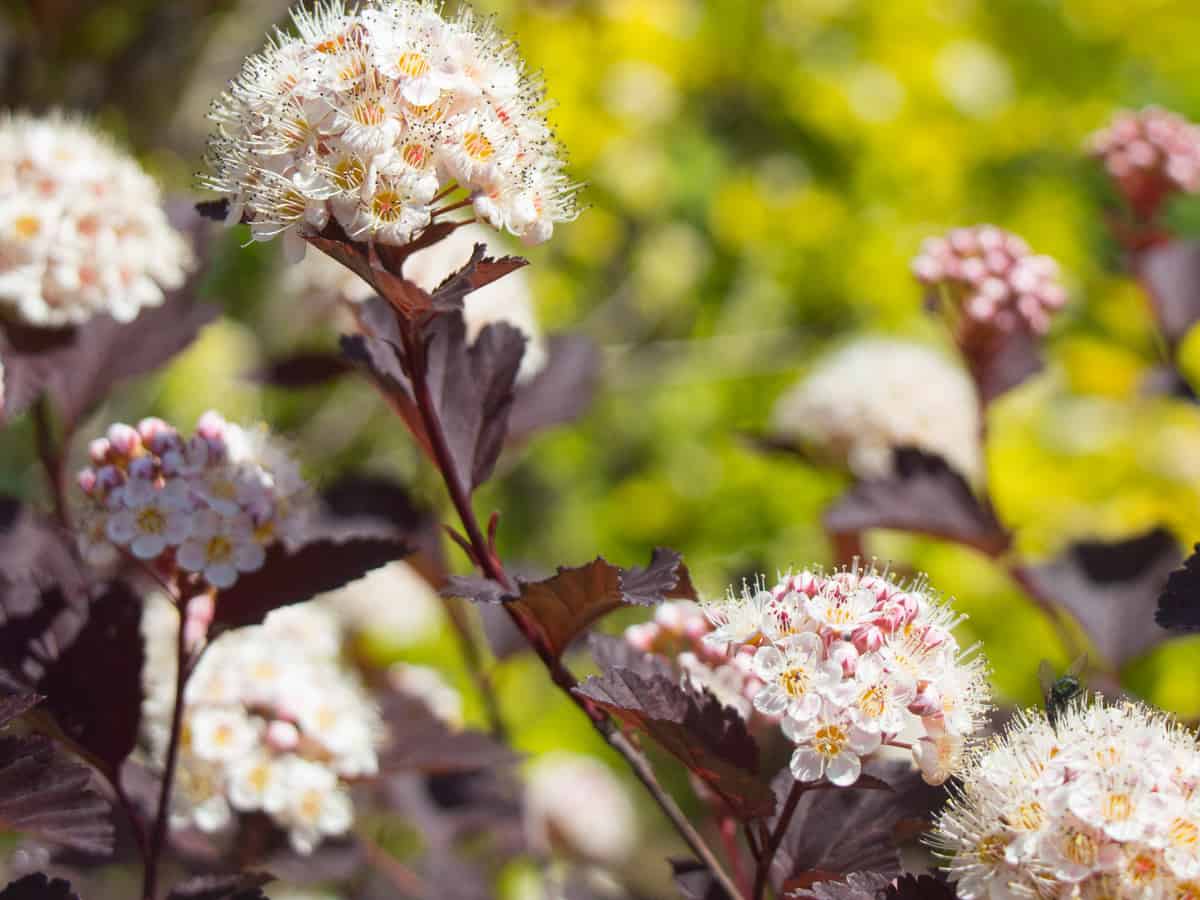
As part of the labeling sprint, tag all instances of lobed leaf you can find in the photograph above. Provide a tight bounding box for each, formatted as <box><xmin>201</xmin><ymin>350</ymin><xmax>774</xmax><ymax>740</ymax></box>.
<box><xmin>380</xmin><ymin>689</ymin><xmax>520</xmax><ymax>774</ymax></box>
<box><xmin>0</xmin><ymin>726</ymin><xmax>113</xmax><ymax>855</ymax></box>
<box><xmin>429</xmin><ymin>242</ymin><xmax>529</xmax><ymax>312</ymax></box>
<box><xmin>166</xmin><ymin>873</ymin><xmax>273</xmax><ymax>900</ymax></box>
<box><xmin>447</xmin><ymin>548</ymin><xmax>696</xmax><ymax>658</ymax></box>
<box><xmin>1020</xmin><ymin>527</ymin><xmax>1181</xmax><ymax>666</ymax></box>
<box><xmin>824</xmin><ymin>449</ymin><xmax>1010</xmax><ymax>557</ymax></box>
<box><xmin>769</xmin><ymin>762</ymin><xmax>945</xmax><ymax>891</ymax></box>
<box><xmin>342</xmin><ymin>312</ymin><xmax>527</xmax><ymax>496</ymax></box>
<box><xmin>0</xmin><ymin>875</ymin><xmax>80</xmax><ymax>900</ymax></box>
<box><xmin>958</xmin><ymin>325</ymin><xmax>1043</xmax><ymax>408</ymax></box>
<box><xmin>587</xmin><ymin>633</ymin><xmax>676</xmax><ymax>681</ymax></box>
<box><xmin>574</xmin><ymin>668</ymin><xmax>774</xmax><ymax>821</ymax></box>
<box><xmin>883</xmin><ymin>875</ymin><xmax>958</xmax><ymax>899</ymax></box>
<box><xmin>1138</xmin><ymin>239</ymin><xmax>1200</xmax><ymax>347</ymax></box>
<box><xmin>671</xmin><ymin>859</ymin><xmax>733</xmax><ymax>900</ymax></box>
<box><xmin>506</xmin><ymin>333</ymin><xmax>602</xmax><ymax>443</ymax></box>
<box><xmin>790</xmin><ymin>872</ymin><xmax>893</xmax><ymax>900</ymax></box>
<box><xmin>211</xmin><ymin>526</ymin><xmax>411</xmax><ymax>635</ymax></box>
<box><xmin>1157</xmin><ymin>542</ymin><xmax>1200</xmax><ymax>631</ymax></box>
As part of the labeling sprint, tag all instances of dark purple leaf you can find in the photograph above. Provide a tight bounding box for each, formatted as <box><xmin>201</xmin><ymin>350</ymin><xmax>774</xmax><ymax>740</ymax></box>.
<box><xmin>883</xmin><ymin>875</ymin><xmax>958</xmax><ymax>899</ymax></box>
<box><xmin>380</xmin><ymin>689</ymin><xmax>519</xmax><ymax>774</ymax></box>
<box><xmin>194</xmin><ymin>198</ymin><xmax>231</xmax><ymax>223</ymax></box>
<box><xmin>0</xmin><ymin>731</ymin><xmax>113</xmax><ymax>855</ymax></box>
<box><xmin>342</xmin><ymin>312</ymin><xmax>527</xmax><ymax>495</ymax></box>
<box><xmin>250</xmin><ymin>351</ymin><xmax>353</xmax><ymax>388</ymax></box>
<box><xmin>0</xmin><ymin>875</ymin><xmax>80</xmax><ymax>900</ymax></box>
<box><xmin>0</xmin><ymin>205</ymin><xmax>219</xmax><ymax>427</ymax></box>
<box><xmin>31</xmin><ymin>580</ymin><xmax>143</xmax><ymax>775</ymax></box>
<box><xmin>321</xmin><ymin>474</ymin><xmax>445</xmax><ymax>584</ymax></box>
<box><xmin>789</xmin><ymin>872</ymin><xmax>893</xmax><ymax>900</ymax></box>
<box><xmin>430</xmin><ymin>243</ymin><xmax>529</xmax><ymax>312</ymax></box>
<box><xmin>587</xmin><ymin>632</ymin><xmax>675</xmax><ymax>680</ymax></box>
<box><xmin>476</xmin><ymin>602</ymin><xmax>528</xmax><ymax>660</ymax></box>
<box><xmin>1158</xmin><ymin>543</ymin><xmax>1200</xmax><ymax>631</ymax></box>
<box><xmin>0</xmin><ymin>499</ymin><xmax>88</xmax><ymax>622</ymax></box>
<box><xmin>166</xmin><ymin>872</ymin><xmax>273</xmax><ymax>900</ymax></box>
<box><xmin>0</xmin><ymin>693</ymin><xmax>40</xmax><ymax>728</ymax></box>
<box><xmin>671</xmin><ymin>859</ymin><xmax>733</xmax><ymax>900</ymax></box>
<box><xmin>1020</xmin><ymin>527</ymin><xmax>1181</xmax><ymax>666</ymax></box>
<box><xmin>770</xmin><ymin>761</ymin><xmax>944</xmax><ymax>891</ymax></box>
<box><xmin>212</xmin><ymin>527</ymin><xmax>411</xmax><ymax>634</ymax></box>
<box><xmin>824</xmin><ymin>449</ymin><xmax>1010</xmax><ymax>557</ymax></box>
<box><xmin>574</xmin><ymin>669</ymin><xmax>774</xmax><ymax>821</ymax></box>
<box><xmin>507</xmin><ymin>333</ymin><xmax>602</xmax><ymax>442</ymax></box>
<box><xmin>446</xmin><ymin>548</ymin><xmax>697</xmax><ymax>658</ymax></box>
<box><xmin>1139</xmin><ymin>239</ymin><xmax>1200</xmax><ymax>347</ymax></box>
<box><xmin>958</xmin><ymin>324</ymin><xmax>1043</xmax><ymax>407</ymax></box>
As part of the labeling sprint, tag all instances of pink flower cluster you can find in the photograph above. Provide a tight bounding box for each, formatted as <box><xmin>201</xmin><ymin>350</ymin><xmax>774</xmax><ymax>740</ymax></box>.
<box><xmin>1087</xmin><ymin>106</ymin><xmax>1200</xmax><ymax>219</ymax></box>
<box><xmin>703</xmin><ymin>566</ymin><xmax>991</xmax><ymax>786</ymax></box>
<box><xmin>625</xmin><ymin>601</ymin><xmax>765</xmax><ymax>723</ymax></box>
<box><xmin>912</xmin><ymin>225</ymin><xmax>1067</xmax><ymax>334</ymax></box>
<box><xmin>76</xmin><ymin>412</ymin><xmax>310</xmax><ymax>589</ymax></box>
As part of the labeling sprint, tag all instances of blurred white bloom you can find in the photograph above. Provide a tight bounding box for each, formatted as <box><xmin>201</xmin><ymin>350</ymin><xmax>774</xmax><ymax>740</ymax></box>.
<box><xmin>703</xmin><ymin>565</ymin><xmax>991</xmax><ymax>787</ymax></box>
<box><xmin>771</xmin><ymin>337</ymin><xmax>982</xmax><ymax>482</ymax></box>
<box><xmin>320</xmin><ymin>560</ymin><xmax>445</xmax><ymax>646</ymax></box>
<box><xmin>934</xmin><ymin>41</ymin><xmax>1013</xmax><ymax>118</ymax></box>
<box><xmin>141</xmin><ymin>601</ymin><xmax>381</xmax><ymax>854</ymax></box>
<box><xmin>525</xmin><ymin>753</ymin><xmax>636</xmax><ymax>866</ymax></box>
<box><xmin>75</xmin><ymin>412</ymin><xmax>311</xmax><ymax>590</ymax></box>
<box><xmin>603</xmin><ymin>60</ymin><xmax>679</xmax><ymax>124</ymax></box>
<box><xmin>846</xmin><ymin>65</ymin><xmax>906</xmax><ymax>124</ymax></box>
<box><xmin>0</xmin><ymin>112</ymin><xmax>192</xmax><ymax>327</ymax></box>
<box><xmin>932</xmin><ymin>699</ymin><xmax>1200</xmax><ymax>899</ymax></box>
<box><xmin>388</xmin><ymin>661</ymin><xmax>463</xmax><ymax>727</ymax></box>
<box><xmin>204</xmin><ymin>0</ymin><xmax>579</xmax><ymax>257</ymax></box>
<box><xmin>283</xmin><ymin>247</ymin><xmax>377</xmax><ymax>304</ymax></box>
<box><xmin>403</xmin><ymin>222</ymin><xmax>546</xmax><ymax>382</ymax></box>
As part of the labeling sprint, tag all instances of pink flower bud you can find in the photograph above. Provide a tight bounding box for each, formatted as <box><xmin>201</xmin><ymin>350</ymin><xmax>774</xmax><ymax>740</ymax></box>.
<box><xmin>195</xmin><ymin>410</ymin><xmax>227</xmax><ymax>442</ymax></box>
<box><xmin>910</xmin><ymin>683</ymin><xmax>943</xmax><ymax>717</ymax></box>
<box><xmin>88</xmin><ymin>438</ymin><xmax>112</xmax><ymax>465</ymax></box>
<box><xmin>127</xmin><ymin>455</ymin><xmax>157</xmax><ymax>482</ymax></box>
<box><xmin>266</xmin><ymin>720</ymin><xmax>300</xmax><ymax>751</ymax></box>
<box><xmin>95</xmin><ymin>464</ymin><xmax>124</xmax><ymax>491</ymax></box>
<box><xmin>624</xmin><ymin>623</ymin><xmax>657</xmax><ymax>652</ymax></box>
<box><xmin>183</xmin><ymin>592</ymin><xmax>215</xmax><ymax>649</ymax></box>
<box><xmin>828</xmin><ymin>640</ymin><xmax>859</xmax><ymax>677</ymax></box>
<box><xmin>77</xmin><ymin>468</ymin><xmax>98</xmax><ymax>495</ymax></box>
<box><xmin>106</xmin><ymin>423</ymin><xmax>141</xmax><ymax>457</ymax></box>
<box><xmin>851</xmin><ymin>623</ymin><xmax>884</xmax><ymax>654</ymax></box>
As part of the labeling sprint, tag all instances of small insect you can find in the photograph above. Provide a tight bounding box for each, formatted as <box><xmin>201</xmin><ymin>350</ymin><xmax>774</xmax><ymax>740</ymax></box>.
<box><xmin>1038</xmin><ymin>656</ymin><xmax>1087</xmax><ymax>728</ymax></box>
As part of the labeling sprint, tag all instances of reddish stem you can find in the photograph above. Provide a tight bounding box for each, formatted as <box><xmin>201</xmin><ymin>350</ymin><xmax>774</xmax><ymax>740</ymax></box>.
<box><xmin>397</xmin><ymin>320</ymin><xmax>744</xmax><ymax>899</ymax></box>
<box><xmin>752</xmin><ymin>779</ymin><xmax>809</xmax><ymax>900</ymax></box>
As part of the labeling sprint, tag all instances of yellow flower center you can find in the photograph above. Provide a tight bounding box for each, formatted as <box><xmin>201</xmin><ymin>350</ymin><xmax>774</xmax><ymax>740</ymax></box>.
<box><xmin>463</xmin><ymin>131</ymin><xmax>494</xmax><ymax>161</ymax></box>
<box><xmin>1063</xmin><ymin>829</ymin><xmax>1099</xmax><ymax>867</ymax></box>
<box><xmin>976</xmin><ymin>833</ymin><xmax>1007</xmax><ymax>866</ymax></box>
<box><xmin>332</xmin><ymin>157</ymin><xmax>365</xmax><ymax>191</ymax></box>
<box><xmin>1102</xmin><ymin>792</ymin><xmax>1133</xmax><ymax>823</ymax></box>
<box><xmin>812</xmin><ymin>724</ymin><xmax>848</xmax><ymax>759</ymax></box>
<box><xmin>372</xmin><ymin>189</ymin><xmax>406</xmax><ymax>223</ymax></box>
<box><xmin>352</xmin><ymin>99</ymin><xmax>386</xmax><ymax>126</ymax></box>
<box><xmin>397</xmin><ymin>52</ymin><xmax>430</xmax><ymax>78</ymax></box>
<box><xmin>13</xmin><ymin>214</ymin><xmax>40</xmax><ymax>239</ymax></box>
<box><xmin>299</xmin><ymin>789</ymin><xmax>323</xmax><ymax>821</ymax></box>
<box><xmin>857</xmin><ymin>685</ymin><xmax>886</xmax><ymax>719</ymax></box>
<box><xmin>1171</xmin><ymin>818</ymin><xmax>1199</xmax><ymax>849</ymax></box>
<box><xmin>1128</xmin><ymin>853</ymin><xmax>1159</xmax><ymax>885</ymax></box>
<box><xmin>206</xmin><ymin>535</ymin><xmax>234</xmax><ymax>564</ymax></box>
<box><xmin>136</xmin><ymin>507</ymin><xmax>166</xmax><ymax>534</ymax></box>
<box><xmin>1005</xmin><ymin>801</ymin><xmax>1045</xmax><ymax>832</ymax></box>
<box><xmin>402</xmin><ymin>142</ymin><xmax>430</xmax><ymax>168</ymax></box>
<box><xmin>779</xmin><ymin>667</ymin><xmax>809</xmax><ymax>698</ymax></box>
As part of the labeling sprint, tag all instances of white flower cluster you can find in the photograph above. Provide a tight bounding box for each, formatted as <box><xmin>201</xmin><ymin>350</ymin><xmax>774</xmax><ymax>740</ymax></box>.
<box><xmin>143</xmin><ymin>601</ymin><xmax>381</xmax><ymax>854</ymax></box>
<box><xmin>319</xmin><ymin>560</ymin><xmax>445</xmax><ymax>646</ymax></box>
<box><xmin>771</xmin><ymin>338</ymin><xmax>982</xmax><ymax>483</ymax></box>
<box><xmin>933</xmin><ymin>699</ymin><xmax>1200</xmax><ymax>899</ymax></box>
<box><xmin>1088</xmin><ymin>106</ymin><xmax>1200</xmax><ymax>209</ymax></box>
<box><xmin>912</xmin><ymin>225</ymin><xmax>1067</xmax><ymax>334</ymax></box>
<box><xmin>524</xmin><ymin>753</ymin><xmax>637</xmax><ymax>866</ymax></box>
<box><xmin>0</xmin><ymin>112</ymin><xmax>192</xmax><ymax>327</ymax></box>
<box><xmin>703</xmin><ymin>566</ymin><xmax>991</xmax><ymax>787</ymax></box>
<box><xmin>625</xmin><ymin>600</ymin><xmax>765</xmax><ymax>723</ymax></box>
<box><xmin>204</xmin><ymin>0</ymin><xmax>578</xmax><ymax>261</ymax></box>
<box><xmin>388</xmin><ymin>661</ymin><xmax>463</xmax><ymax>727</ymax></box>
<box><xmin>76</xmin><ymin>412</ymin><xmax>310</xmax><ymax>589</ymax></box>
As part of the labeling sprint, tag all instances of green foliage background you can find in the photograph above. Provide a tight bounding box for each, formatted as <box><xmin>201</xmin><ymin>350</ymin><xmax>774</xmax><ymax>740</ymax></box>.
<box><xmin>7</xmin><ymin>0</ymin><xmax>1200</xmax><ymax>891</ymax></box>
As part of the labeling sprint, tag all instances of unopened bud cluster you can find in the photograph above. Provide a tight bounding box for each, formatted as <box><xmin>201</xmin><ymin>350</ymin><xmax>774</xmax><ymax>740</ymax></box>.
<box><xmin>0</xmin><ymin>112</ymin><xmax>192</xmax><ymax>327</ymax></box>
<box><xmin>625</xmin><ymin>601</ymin><xmax>766</xmax><ymax>723</ymax></box>
<box><xmin>143</xmin><ymin>602</ymin><xmax>380</xmax><ymax>854</ymax></box>
<box><xmin>933</xmin><ymin>699</ymin><xmax>1200</xmax><ymax>899</ymax></box>
<box><xmin>703</xmin><ymin>566</ymin><xmax>991</xmax><ymax>787</ymax></box>
<box><xmin>1087</xmin><ymin>106</ymin><xmax>1200</xmax><ymax>219</ymax></box>
<box><xmin>912</xmin><ymin>225</ymin><xmax>1067</xmax><ymax>334</ymax></box>
<box><xmin>204</xmin><ymin>0</ymin><xmax>578</xmax><ymax>260</ymax></box>
<box><xmin>771</xmin><ymin>337</ymin><xmax>982</xmax><ymax>483</ymax></box>
<box><xmin>76</xmin><ymin>412</ymin><xmax>310</xmax><ymax>589</ymax></box>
